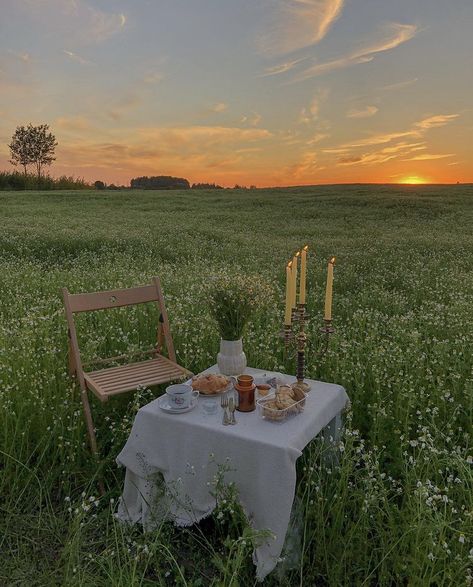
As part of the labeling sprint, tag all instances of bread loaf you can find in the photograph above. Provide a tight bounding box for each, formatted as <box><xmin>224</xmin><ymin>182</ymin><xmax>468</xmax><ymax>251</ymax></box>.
<box><xmin>191</xmin><ymin>374</ymin><xmax>230</xmax><ymax>394</ymax></box>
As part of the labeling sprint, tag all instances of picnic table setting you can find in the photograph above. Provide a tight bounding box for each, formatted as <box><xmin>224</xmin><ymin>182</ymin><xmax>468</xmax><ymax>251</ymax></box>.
<box><xmin>63</xmin><ymin>246</ymin><xmax>349</xmax><ymax>581</ymax></box>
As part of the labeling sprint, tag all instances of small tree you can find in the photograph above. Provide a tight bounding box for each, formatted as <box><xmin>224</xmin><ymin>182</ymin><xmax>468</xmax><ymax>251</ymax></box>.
<box><xmin>9</xmin><ymin>123</ymin><xmax>58</xmax><ymax>181</ymax></box>
<box><xmin>9</xmin><ymin>126</ymin><xmax>32</xmax><ymax>175</ymax></box>
<box><xmin>94</xmin><ymin>180</ymin><xmax>106</xmax><ymax>190</ymax></box>
<box><xmin>29</xmin><ymin>124</ymin><xmax>57</xmax><ymax>180</ymax></box>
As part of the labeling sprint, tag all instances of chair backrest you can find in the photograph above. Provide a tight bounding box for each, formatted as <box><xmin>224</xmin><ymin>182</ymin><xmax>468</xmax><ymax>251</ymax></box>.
<box><xmin>62</xmin><ymin>277</ymin><xmax>176</xmax><ymax>382</ymax></box>
<box><xmin>67</xmin><ymin>284</ymin><xmax>159</xmax><ymax>313</ymax></box>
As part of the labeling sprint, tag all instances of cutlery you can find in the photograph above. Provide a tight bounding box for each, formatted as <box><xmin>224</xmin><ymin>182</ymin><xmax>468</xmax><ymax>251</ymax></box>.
<box><xmin>228</xmin><ymin>396</ymin><xmax>237</xmax><ymax>425</ymax></box>
<box><xmin>221</xmin><ymin>393</ymin><xmax>229</xmax><ymax>425</ymax></box>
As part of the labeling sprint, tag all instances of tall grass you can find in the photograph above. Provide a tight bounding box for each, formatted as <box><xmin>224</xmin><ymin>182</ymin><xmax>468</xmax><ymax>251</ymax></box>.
<box><xmin>0</xmin><ymin>170</ymin><xmax>90</xmax><ymax>190</ymax></box>
<box><xmin>0</xmin><ymin>186</ymin><xmax>472</xmax><ymax>585</ymax></box>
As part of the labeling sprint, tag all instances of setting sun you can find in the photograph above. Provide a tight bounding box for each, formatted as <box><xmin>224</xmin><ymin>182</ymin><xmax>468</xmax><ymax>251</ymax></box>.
<box><xmin>399</xmin><ymin>176</ymin><xmax>428</xmax><ymax>185</ymax></box>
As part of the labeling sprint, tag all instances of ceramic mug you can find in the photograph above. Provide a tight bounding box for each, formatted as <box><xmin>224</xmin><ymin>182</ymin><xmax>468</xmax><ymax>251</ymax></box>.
<box><xmin>165</xmin><ymin>384</ymin><xmax>199</xmax><ymax>409</ymax></box>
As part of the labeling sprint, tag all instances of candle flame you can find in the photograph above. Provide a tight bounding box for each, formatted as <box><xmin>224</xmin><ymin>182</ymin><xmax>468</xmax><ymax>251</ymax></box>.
<box><xmin>288</xmin><ymin>261</ymin><xmax>293</xmax><ymax>268</ymax></box>
<box><xmin>330</xmin><ymin>256</ymin><xmax>336</xmax><ymax>265</ymax></box>
<box><xmin>303</xmin><ymin>245</ymin><xmax>309</xmax><ymax>252</ymax></box>
<box><xmin>295</xmin><ymin>251</ymin><xmax>301</xmax><ymax>257</ymax></box>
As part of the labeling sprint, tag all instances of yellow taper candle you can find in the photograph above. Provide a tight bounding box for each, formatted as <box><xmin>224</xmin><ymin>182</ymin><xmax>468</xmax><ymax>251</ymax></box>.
<box><xmin>291</xmin><ymin>251</ymin><xmax>300</xmax><ymax>308</ymax></box>
<box><xmin>285</xmin><ymin>261</ymin><xmax>293</xmax><ymax>325</ymax></box>
<box><xmin>299</xmin><ymin>245</ymin><xmax>308</xmax><ymax>304</ymax></box>
<box><xmin>324</xmin><ymin>256</ymin><xmax>336</xmax><ymax>320</ymax></box>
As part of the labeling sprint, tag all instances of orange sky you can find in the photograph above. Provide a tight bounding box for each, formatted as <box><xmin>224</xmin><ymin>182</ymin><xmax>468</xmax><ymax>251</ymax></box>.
<box><xmin>0</xmin><ymin>0</ymin><xmax>472</xmax><ymax>187</ymax></box>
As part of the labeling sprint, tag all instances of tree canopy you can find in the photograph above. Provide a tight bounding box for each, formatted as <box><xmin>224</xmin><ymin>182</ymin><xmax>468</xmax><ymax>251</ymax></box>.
<box><xmin>9</xmin><ymin>124</ymin><xmax>58</xmax><ymax>180</ymax></box>
<box><xmin>191</xmin><ymin>182</ymin><xmax>223</xmax><ymax>189</ymax></box>
<box><xmin>130</xmin><ymin>176</ymin><xmax>190</xmax><ymax>190</ymax></box>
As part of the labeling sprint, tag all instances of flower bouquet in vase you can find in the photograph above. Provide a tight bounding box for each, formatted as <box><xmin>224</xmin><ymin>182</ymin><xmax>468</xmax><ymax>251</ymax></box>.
<box><xmin>208</xmin><ymin>275</ymin><xmax>258</xmax><ymax>376</ymax></box>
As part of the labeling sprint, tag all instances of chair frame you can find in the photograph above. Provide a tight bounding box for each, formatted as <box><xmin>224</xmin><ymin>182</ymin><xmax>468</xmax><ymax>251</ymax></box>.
<box><xmin>62</xmin><ymin>276</ymin><xmax>191</xmax><ymax>455</ymax></box>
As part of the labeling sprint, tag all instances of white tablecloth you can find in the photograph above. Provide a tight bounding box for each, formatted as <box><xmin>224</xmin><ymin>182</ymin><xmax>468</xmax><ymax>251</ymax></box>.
<box><xmin>116</xmin><ymin>367</ymin><xmax>348</xmax><ymax>580</ymax></box>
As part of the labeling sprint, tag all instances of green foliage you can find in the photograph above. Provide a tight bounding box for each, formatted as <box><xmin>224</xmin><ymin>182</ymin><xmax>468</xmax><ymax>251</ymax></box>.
<box><xmin>191</xmin><ymin>183</ymin><xmax>223</xmax><ymax>190</ymax></box>
<box><xmin>0</xmin><ymin>170</ymin><xmax>90</xmax><ymax>190</ymax></box>
<box><xmin>0</xmin><ymin>185</ymin><xmax>472</xmax><ymax>585</ymax></box>
<box><xmin>207</xmin><ymin>273</ymin><xmax>270</xmax><ymax>340</ymax></box>
<box><xmin>9</xmin><ymin>123</ymin><xmax>58</xmax><ymax>178</ymax></box>
<box><xmin>8</xmin><ymin>125</ymin><xmax>31</xmax><ymax>174</ymax></box>
<box><xmin>130</xmin><ymin>175</ymin><xmax>190</xmax><ymax>189</ymax></box>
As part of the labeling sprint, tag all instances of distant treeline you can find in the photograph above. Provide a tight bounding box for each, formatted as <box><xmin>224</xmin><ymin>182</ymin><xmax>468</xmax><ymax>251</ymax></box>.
<box><xmin>191</xmin><ymin>183</ymin><xmax>223</xmax><ymax>189</ymax></box>
<box><xmin>129</xmin><ymin>176</ymin><xmax>225</xmax><ymax>190</ymax></box>
<box><xmin>0</xmin><ymin>170</ymin><xmax>90</xmax><ymax>190</ymax></box>
<box><xmin>130</xmin><ymin>176</ymin><xmax>190</xmax><ymax>189</ymax></box>
<box><xmin>0</xmin><ymin>170</ymin><xmax>254</xmax><ymax>191</ymax></box>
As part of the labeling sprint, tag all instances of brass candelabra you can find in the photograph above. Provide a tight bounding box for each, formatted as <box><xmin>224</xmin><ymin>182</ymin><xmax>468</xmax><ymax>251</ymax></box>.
<box><xmin>281</xmin><ymin>305</ymin><xmax>334</xmax><ymax>392</ymax></box>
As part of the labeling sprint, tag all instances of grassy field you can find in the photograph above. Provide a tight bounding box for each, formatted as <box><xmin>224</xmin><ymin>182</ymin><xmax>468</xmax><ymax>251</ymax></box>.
<box><xmin>1</xmin><ymin>185</ymin><xmax>472</xmax><ymax>586</ymax></box>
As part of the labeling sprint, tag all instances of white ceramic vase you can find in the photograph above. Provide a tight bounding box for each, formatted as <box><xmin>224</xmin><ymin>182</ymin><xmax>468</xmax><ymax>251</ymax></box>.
<box><xmin>217</xmin><ymin>338</ymin><xmax>247</xmax><ymax>376</ymax></box>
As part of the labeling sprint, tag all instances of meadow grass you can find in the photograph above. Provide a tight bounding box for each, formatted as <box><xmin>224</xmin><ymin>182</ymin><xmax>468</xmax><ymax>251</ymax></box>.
<box><xmin>0</xmin><ymin>185</ymin><xmax>472</xmax><ymax>586</ymax></box>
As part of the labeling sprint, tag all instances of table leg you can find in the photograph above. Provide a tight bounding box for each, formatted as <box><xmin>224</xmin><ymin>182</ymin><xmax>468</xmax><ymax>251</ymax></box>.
<box><xmin>325</xmin><ymin>412</ymin><xmax>342</xmax><ymax>442</ymax></box>
<box><xmin>321</xmin><ymin>411</ymin><xmax>343</xmax><ymax>465</ymax></box>
<box><xmin>277</xmin><ymin>413</ymin><xmax>344</xmax><ymax>578</ymax></box>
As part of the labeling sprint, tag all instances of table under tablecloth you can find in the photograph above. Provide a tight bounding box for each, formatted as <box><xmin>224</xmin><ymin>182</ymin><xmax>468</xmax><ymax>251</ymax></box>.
<box><xmin>116</xmin><ymin>367</ymin><xmax>348</xmax><ymax>580</ymax></box>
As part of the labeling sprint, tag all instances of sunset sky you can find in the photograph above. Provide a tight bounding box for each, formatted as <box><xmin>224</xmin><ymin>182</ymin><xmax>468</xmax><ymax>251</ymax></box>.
<box><xmin>1</xmin><ymin>0</ymin><xmax>472</xmax><ymax>187</ymax></box>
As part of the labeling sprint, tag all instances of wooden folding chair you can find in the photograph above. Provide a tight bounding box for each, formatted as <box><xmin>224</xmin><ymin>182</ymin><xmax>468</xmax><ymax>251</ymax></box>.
<box><xmin>62</xmin><ymin>277</ymin><xmax>192</xmax><ymax>455</ymax></box>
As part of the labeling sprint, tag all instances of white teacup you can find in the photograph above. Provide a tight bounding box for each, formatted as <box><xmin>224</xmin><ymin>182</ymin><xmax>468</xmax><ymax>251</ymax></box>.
<box><xmin>165</xmin><ymin>384</ymin><xmax>199</xmax><ymax>410</ymax></box>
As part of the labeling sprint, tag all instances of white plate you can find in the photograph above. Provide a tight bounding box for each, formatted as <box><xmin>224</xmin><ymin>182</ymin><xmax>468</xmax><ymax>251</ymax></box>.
<box><xmin>158</xmin><ymin>395</ymin><xmax>198</xmax><ymax>414</ymax></box>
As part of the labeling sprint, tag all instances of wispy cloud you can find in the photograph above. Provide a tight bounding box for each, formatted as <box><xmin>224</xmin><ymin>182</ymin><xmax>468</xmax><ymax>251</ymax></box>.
<box><xmin>403</xmin><ymin>152</ymin><xmax>455</xmax><ymax>161</ymax></box>
<box><xmin>240</xmin><ymin>112</ymin><xmax>262</xmax><ymax>127</ymax></box>
<box><xmin>326</xmin><ymin>112</ymin><xmax>460</xmax><ymax>168</ymax></box>
<box><xmin>298</xmin><ymin>100</ymin><xmax>318</xmax><ymax>124</ymax></box>
<box><xmin>210</xmin><ymin>102</ymin><xmax>228</xmax><ymax>113</ymax></box>
<box><xmin>288</xmin><ymin>150</ymin><xmax>319</xmax><ymax>178</ymax></box>
<box><xmin>137</xmin><ymin>126</ymin><xmax>272</xmax><ymax>146</ymax></box>
<box><xmin>298</xmin><ymin>89</ymin><xmax>329</xmax><ymax>124</ymax></box>
<box><xmin>338</xmin><ymin>130</ymin><xmax>416</xmax><ymax>149</ymax></box>
<box><xmin>322</xmin><ymin>147</ymin><xmax>350</xmax><ymax>154</ymax></box>
<box><xmin>337</xmin><ymin>144</ymin><xmax>418</xmax><ymax>166</ymax></box>
<box><xmin>87</xmin><ymin>9</ymin><xmax>126</xmax><ymax>42</ymax></box>
<box><xmin>19</xmin><ymin>0</ymin><xmax>126</xmax><ymax>43</ymax></box>
<box><xmin>7</xmin><ymin>49</ymin><xmax>30</xmax><ymax>62</ymax></box>
<box><xmin>333</xmin><ymin>114</ymin><xmax>458</xmax><ymax>151</ymax></box>
<box><xmin>62</xmin><ymin>49</ymin><xmax>92</xmax><ymax>65</ymax></box>
<box><xmin>260</xmin><ymin>0</ymin><xmax>345</xmax><ymax>55</ymax></box>
<box><xmin>307</xmin><ymin>132</ymin><xmax>330</xmax><ymax>145</ymax></box>
<box><xmin>414</xmin><ymin>114</ymin><xmax>459</xmax><ymax>130</ymax></box>
<box><xmin>380</xmin><ymin>77</ymin><xmax>418</xmax><ymax>91</ymax></box>
<box><xmin>293</xmin><ymin>22</ymin><xmax>417</xmax><ymax>81</ymax></box>
<box><xmin>260</xmin><ymin>57</ymin><xmax>307</xmax><ymax>77</ymax></box>
<box><xmin>346</xmin><ymin>105</ymin><xmax>379</xmax><ymax>119</ymax></box>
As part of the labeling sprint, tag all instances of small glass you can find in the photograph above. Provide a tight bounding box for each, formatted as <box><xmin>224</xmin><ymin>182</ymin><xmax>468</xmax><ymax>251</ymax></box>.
<box><xmin>202</xmin><ymin>398</ymin><xmax>218</xmax><ymax>415</ymax></box>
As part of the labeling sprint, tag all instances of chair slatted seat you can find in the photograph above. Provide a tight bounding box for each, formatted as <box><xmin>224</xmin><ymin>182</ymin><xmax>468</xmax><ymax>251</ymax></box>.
<box><xmin>62</xmin><ymin>277</ymin><xmax>192</xmax><ymax>455</ymax></box>
<box><xmin>84</xmin><ymin>356</ymin><xmax>188</xmax><ymax>399</ymax></box>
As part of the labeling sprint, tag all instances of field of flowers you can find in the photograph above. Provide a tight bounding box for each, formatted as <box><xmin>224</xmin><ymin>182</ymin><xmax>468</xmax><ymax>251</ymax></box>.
<box><xmin>0</xmin><ymin>185</ymin><xmax>472</xmax><ymax>586</ymax></box>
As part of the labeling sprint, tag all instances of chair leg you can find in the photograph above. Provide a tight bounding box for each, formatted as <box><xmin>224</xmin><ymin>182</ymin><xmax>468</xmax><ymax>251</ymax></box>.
<box><xmin>79</xmin><ymin>383</ymin><xmax>106</xmax><ymax>495</ymax></box>
<box><xmin>68</xmin><ymin>339</ymin><xmax>76</xmax><ymax>377</ymax></box>
<box><xmin>79</xmin><ymin>383</ymin><xmax>99</xmax><ymax>455</ymax></box>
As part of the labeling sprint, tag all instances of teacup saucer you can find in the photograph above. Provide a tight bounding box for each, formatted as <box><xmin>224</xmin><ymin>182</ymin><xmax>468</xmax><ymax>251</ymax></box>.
<box><xmin>158</xmin><ymin>395</ymin><xmax>197</xmax><ymax>414</ymax></box>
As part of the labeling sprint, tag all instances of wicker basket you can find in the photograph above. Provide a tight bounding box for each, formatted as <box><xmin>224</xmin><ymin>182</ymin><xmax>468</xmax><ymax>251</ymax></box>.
<box><xmin>256</xmin><ymin>392</ymin><xmax>306</xmax><ymax>422</ymax></box>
